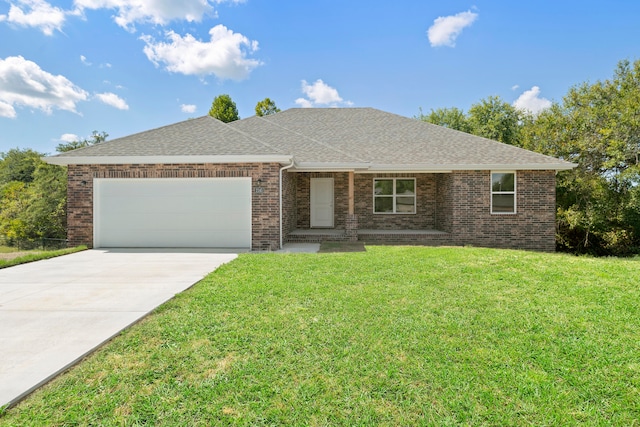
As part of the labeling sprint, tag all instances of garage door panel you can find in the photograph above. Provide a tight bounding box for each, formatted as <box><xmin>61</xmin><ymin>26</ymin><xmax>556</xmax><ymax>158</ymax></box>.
<box><xmin>106</xmin><ymin>213</ymin><xmax>249</xmax><ymax>231</ymax></box>
<box><xmin>99</xmin><ymin>230</ymin><xmax>249</xmax><ymax>248</ymax></box>
<box><xmin>100</xmin><ymin>195</ymin><xmax>249</xmax><ymax>215</ymax></box>
<box><xmin>94</xmin><ymin>178</ymin><xmax>252</xmax><ymax>248</ymax></box>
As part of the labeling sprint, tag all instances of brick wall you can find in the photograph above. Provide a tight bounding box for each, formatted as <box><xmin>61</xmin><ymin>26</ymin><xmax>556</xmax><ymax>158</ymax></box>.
<box><xmin>66</xmin><ymin>163</ymin><xmax>282</xmax><ymax>251</ymax></box>
<box><xmin>435</xmin><ymin>173</ymin><xmax>453</xmax><ymax>233</ymax></box>
<box><xmin>281</xmin><ymin>170</ymin><xmax>297</xmax><ymax>235</ymax></box>
<box><xmin>354</xmin><ymin>173</ymin><xmax>436</xmax><ymax>230</ymax></box>
<box><xmin>449</xmin><ymin>170</ymin><xmax>556</xmax><ymax>252</ymax></box>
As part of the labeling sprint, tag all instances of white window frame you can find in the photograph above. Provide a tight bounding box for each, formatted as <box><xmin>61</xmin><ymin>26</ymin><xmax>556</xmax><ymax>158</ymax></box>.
<box><xmin>491</xmin><ymin>171</ymin><xmax>517</xmax><ymax>214</ymax></box>
<box><xmin>373</xmin><ymin>178</ymin><xmax>416</xmax><ymax>214</ymax></box>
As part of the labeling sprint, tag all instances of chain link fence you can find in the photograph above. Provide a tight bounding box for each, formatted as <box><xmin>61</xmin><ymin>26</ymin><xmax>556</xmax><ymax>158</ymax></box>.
<box><xmin>0</xmin><ymin>236</ymin><xmax>69</xmax><ymax>251</ymax></box>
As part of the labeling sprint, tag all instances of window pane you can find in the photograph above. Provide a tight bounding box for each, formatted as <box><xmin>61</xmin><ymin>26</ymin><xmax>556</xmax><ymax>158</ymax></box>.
<box><xmin>493</xmin><ymin>194</ymin><xmax>515</xmax><ymax>213</ymax></box>
<box><xmin>374</xmin><ymin>197</ymin><xmax>394</xmax><ymax>213</ymax></box>
<box><xmin>396</xmin><ymin>179</ymin><xmax>415</xmax><ymax>195</ymax></box>
<box><xmin>374</xmin><ymin>180</ymin><xmax>393</xmax><ymax>195</ymax></box>
<box><xmin>396</xmin><ymin>196</ymin><xmax>415</xmax><ymax>213</ymax></box>
<box><xmin>492</xmin><ymin>173</ymin><xmax>514</xmax><ymax>192</ymax></box>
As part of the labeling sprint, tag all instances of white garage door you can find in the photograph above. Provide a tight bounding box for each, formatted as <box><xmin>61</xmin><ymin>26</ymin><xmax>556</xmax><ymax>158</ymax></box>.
<box><xmin>94</xmin><ymin>178</ymin><xmax>251</xmax><ymax>248</ymax></box>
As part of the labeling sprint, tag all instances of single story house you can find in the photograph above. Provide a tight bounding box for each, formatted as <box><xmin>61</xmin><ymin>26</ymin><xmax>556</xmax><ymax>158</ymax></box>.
<box><xmin>46</xmin><ymin>108</ymin><xmax>576</xmax><ymax>252</ymax></box>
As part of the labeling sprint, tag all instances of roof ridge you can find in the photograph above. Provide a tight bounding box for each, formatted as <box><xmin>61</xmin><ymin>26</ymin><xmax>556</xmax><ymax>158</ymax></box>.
<box><xmin>255</xmin><ymin>114</ymin><xmax>366</xmax><ymax>163</ymax></box>
<box><xmin>220</xmin><ymin>117</ymin><xmax>289</xmax><ymax>156</ymax></box>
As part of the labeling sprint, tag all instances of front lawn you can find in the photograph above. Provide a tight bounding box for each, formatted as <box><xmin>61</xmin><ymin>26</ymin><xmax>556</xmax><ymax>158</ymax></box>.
<box><xmin>1</xmin><ymin>246</ymin><xmax>639</xmax><ymax>425</ymax></box>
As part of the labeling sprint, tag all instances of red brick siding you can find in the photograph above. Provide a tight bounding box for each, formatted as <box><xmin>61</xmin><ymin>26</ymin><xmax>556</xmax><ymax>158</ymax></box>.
<box><xmin>449</xmin><ymin>170</ymin><xmax>556</xmax><ymax>251</ymax></box>
<box><xmin>354</xmin><ymin>174</ymin><xmax>437</xmax><ymax>230</ymax></box>
<box><xmin>66</xmin><ymin>163</ymin><xmax>282</xmax><ymax>251</ymax></box>
<box><xmin>435</xmin><ymin>173</ymin><xmax>453</xmax><ymax>233</ymax></box>
<box><xmin>281</xmin><ymin>170</ymin><xmax>297</xmax><ymax>235</ymax></box>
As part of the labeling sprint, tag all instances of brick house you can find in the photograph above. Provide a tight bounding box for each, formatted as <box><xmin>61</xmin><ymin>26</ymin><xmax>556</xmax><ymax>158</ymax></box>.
<box><xmin>45</xmin><ymin>108</ymin><xmax>576</xmax><ymax>252</ymax></box>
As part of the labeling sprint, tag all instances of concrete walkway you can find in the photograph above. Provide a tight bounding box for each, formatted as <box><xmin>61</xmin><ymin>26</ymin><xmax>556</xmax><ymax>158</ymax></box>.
<box><xmin>0</xmin><ymin>249</ymin><xmax>238</xmax><ymax>408</ymax></box>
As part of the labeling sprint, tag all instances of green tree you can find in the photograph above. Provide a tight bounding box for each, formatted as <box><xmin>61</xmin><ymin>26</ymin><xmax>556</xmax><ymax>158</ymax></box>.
<box><xmin>0</xmin><ymin>181</ymin><xmax>30</xmax><ymax>241</ymax></box>
<box><xmin>56</xmin><ymin>131</ymin><xmax>108</xmax><ymax>153</ymax></box>
<box><xmin>0</xmin><ymin>147</ymin><xmax>68</xmax><ymax>243</ymax></box>
<box><xmin>521</xmin><ymin>59</ymin><xmax>640</xmax><ymax>255</ymax></box>
<box><xmin>467</xmin><ymin>96</ymin><xmax>523</xmax><ymax>145</ymax></box>
<box><xmin>417</xmin><ymin>107</ymin><xmax>472</xmax><ymax>133</ymax></box>
<box><xmin>24</xmin><ymin>163</ymin><xmax>67</xmax><ymax>239</ymax></box>
<box><xmin>0</xmin><ymin>148</ymin><xmax>43</xmax><ymax>184</ymax></box>
<box><xmin>209</xmin><ymin>94</ymin><xmax>239</xmax><ymax>123</ymax></box>
<box><xmin>255</xmin><ymin>97</ymin><xmax>281</xmax><ymax>117</ymax></box>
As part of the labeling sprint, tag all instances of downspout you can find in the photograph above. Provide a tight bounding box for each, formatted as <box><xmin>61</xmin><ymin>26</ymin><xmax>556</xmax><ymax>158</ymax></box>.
<box><xmin>279</xmin><ymin>158</ymin><xmax>295</xmax><ymax>249</ymax></box>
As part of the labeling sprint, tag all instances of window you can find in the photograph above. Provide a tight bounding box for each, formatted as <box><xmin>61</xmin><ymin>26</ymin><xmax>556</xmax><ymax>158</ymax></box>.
<box><xmin>491</xmin><ymin>172</ymin><xmax>516</xmax><ymax>214</ymax></box>
<box><xmin>374</xmin><ymin>178</ymin><xmax>416</xmax><ymax>214</ymax></box>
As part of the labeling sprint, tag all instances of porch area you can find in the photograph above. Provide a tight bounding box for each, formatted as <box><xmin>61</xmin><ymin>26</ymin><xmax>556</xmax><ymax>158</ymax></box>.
<box><xmin>286</xmin><ymin>228</ymin><xmax>451</xmax><ymax>246</ymax></box>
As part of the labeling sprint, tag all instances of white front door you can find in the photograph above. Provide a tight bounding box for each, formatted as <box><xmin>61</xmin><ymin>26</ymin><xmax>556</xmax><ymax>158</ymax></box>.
<box><xmin>310</xmin><ymin>178</ymin><xmax>334</xmax><ymax>228</ymax></box>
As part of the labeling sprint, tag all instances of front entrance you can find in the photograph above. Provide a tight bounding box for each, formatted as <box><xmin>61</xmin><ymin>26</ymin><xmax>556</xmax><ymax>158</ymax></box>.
<box><xmin>310</xmin><ymin>178</ymin><xmax>334</xmax><ymax>228</ymax></box>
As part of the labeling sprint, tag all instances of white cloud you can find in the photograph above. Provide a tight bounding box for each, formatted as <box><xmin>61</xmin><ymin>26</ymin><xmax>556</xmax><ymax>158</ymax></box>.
<box><xmin>80</xmin><ymin>55</ymin><xmax>92</xmax><ymax>66</ymax></box>
<box><xmin>0</xmin><ymin>56</ymin><xmax>88</xmax><ymax>118</ymax></box>
<box><xmin>181</xmin><ymin>104</ymin><xmax>196</xmax><ymax>113</ymax></box>
<box><xmin>59</xmin><ymin>133</ymin><xmax>79</xmax><ymax>142</ymax></box>
<box><xmin>427</xmin><ymin>10</ymin><xmax>478</xmax><ymax>47</ymax></box>
<box><xmin>295</xmin><ymin>79</ymin><xmax>352</xmax><ymax>108</ymax></box>
<box><xmin>95</xmin><ymin>92</ymin><xmax>129</xmax><ymax>110</ymax></box>
<box><xmin>0</xmin><ymin>0</ymin><xmax>67</xmax><ymax>35</ymax></box>
<box><xmin>513</xmin><ymin>86</ymin><xmax>552</xmax><ymax>115</ymax></box>
<box><xmin>511</xmin><ymin>84</ymin><xmax>519</xmax><ymax>91</ymax></box>
<box><xmin>141</xmin><ymin>25</ymin><xmax>262</xmax><ymax>80</ymax></box>
<box><xmin>0</xmin><ymin>100</ymin><xmax>16</xmax><ymax>118</ymax></box>
<box><xmin>73</xmin><ymin>0</ymin><xmax>241</xmax><ymax>30</ymax></box>
<box><xmin>294</xmin><ymin>97</ymin><xmax>313</xmax><ymax>108</ymax></box>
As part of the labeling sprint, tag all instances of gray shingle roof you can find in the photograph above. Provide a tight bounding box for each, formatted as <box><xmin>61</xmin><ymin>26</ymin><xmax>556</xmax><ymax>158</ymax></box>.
<box><xmin>51</xmin><ymin>116</ymin><xmax>283</xmax><ymax>157</ymax></box>
<box><xmin>46</xmin><ymin>108</ymin><xmax>576</xmax><ymax>171</ymax></box>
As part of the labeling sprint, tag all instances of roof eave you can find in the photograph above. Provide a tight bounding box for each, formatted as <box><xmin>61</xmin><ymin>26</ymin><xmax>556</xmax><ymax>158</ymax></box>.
<box><xmin>290</xmin><ymin>162</ymin><xmax>371</xmax><ymax>172</ymax></box>
<box><xmin>43</xmin><ymin>155</ymin><xmax>294</xmax><ymax>166</ymax></box>
<box><xmin>368</xmin><ymin>163</ymin><xmax>578</xmax><ymax>172</ymax></box>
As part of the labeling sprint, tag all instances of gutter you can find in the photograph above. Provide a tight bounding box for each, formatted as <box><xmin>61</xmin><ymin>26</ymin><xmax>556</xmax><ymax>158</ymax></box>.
<box><xmin>43</xmin><ymin>155</ymin><xmax>293</xmax><ymax>166</ymax></box>
<box><xmin>279</xmin><ymin>158</ymin><xmax>296</xmax><ymax>249</ymax></box>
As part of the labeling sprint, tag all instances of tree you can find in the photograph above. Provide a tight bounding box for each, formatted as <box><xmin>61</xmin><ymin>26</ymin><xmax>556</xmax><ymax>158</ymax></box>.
<box><xmin>209</xmin><ymin>94</ymin><xmax>239</xmax><ymax>123</ymax></box>
<box><xmin>56</xmin><ymin>131</ymin><xmax>108</xmax><ymax>153</ymax></box>
<box><xmin>520</xmin><ymin>59</ymin><xmax>640</xmax><ymax>255</ymax></box>
<box><xmin>255</xmin><ymin>97</ymin><xmax>280</xmax><ymax>117</ymax></box>
<box><xmin>24</xmin><ymin>163</ymin><xmax>67</xmax><ymax>239</ymax></box>
<box><xmin>417</xmin><ymin>107</ymin><xmax>472</xmax><ymax>133</ymax></box>
<box><xmin>467</xmin><ymin>96</ymin><xmax>523</xmax><ymax>145</ymax></box>
<box><xmin>0</xmin><ymin>148</ymin><xmax>43</xmax><ymax>184</ymax></box>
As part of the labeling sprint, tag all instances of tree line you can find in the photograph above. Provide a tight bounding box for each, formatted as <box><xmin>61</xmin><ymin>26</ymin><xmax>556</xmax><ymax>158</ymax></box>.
<box><xmin>2</xmin><ymin>62</ymin><xmax>639</xmax><ymax>255</ymax></box>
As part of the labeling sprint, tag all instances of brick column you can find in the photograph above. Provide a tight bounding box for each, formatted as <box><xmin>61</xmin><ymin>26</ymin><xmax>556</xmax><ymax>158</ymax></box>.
<box><xmin>346</xmin><ymin>214</ymin><xmax>358</xmax><ymax>241</ymax></box>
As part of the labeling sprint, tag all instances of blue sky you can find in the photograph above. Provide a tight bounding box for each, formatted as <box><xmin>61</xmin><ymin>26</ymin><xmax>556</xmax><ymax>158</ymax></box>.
<box><xmin>1</xmin><ymin>0</ymin><xmax>639</xmax><ymax>154</ymax></box>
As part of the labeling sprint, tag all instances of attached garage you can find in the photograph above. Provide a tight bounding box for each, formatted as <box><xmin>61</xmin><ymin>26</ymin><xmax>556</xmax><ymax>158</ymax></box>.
<box><xmin>93</xmin><ymin>177</ymin><xmax>252</xmax><ymax>248</ymax></box>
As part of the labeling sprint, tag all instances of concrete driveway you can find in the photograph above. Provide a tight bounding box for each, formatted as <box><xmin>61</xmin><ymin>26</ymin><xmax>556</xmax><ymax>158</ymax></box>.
<box><xmin>0</xmin><ymin>248</ymin><xmax>238</xmax><ymax>408</ymax></box>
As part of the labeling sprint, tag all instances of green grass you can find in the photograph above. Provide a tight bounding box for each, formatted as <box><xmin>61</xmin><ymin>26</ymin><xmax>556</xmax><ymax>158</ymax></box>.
<box><xmin>0</xmin><ymin>246</ymin><xmax>87</xmax><ymax>269</ymax></box>
<box><xmin>1</xmin><ymin>246</ymin><xmax>639</xmax><ymax>425</ymax></box>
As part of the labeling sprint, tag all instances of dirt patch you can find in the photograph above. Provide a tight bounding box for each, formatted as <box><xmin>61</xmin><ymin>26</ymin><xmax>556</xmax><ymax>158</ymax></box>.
<box><xmin>318</xmin><ymin>241</ymin><xmax>366</xmax><ymax>253</ymax></box>
<box><xmin>0</xmin><ymin>251</ymin><xmax>38</xmax><ymax>261</ymax></box>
